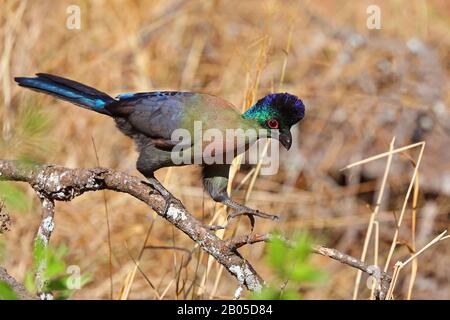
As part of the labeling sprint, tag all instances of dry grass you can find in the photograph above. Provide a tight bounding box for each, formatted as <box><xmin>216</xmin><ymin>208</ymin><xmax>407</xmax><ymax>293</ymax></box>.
<box><xmin>0</xmin><ymin>0</ymin><xmax>449</xmax><ymax>299</ymax></box>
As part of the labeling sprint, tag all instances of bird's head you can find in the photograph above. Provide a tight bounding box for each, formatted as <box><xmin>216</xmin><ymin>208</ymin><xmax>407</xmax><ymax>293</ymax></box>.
<box><xmin>243</xmin><ymin>93</ymin><xmax>305</xmax><ymax>150</ymax></box>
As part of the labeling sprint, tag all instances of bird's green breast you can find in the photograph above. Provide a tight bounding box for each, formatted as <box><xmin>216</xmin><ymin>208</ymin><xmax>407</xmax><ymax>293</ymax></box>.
<box><xmin>178</xmin><ymin>94</ymin><xmax>261</xmax><ymax>158</ymax></box>
<box><xmin>180</xmin><ymin>94</ymin><xmax>260</xmax><ymax>135</ymax></box>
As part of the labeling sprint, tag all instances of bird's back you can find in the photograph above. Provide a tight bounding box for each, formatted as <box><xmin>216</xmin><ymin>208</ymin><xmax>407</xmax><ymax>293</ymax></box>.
<box><xmin>107</xmin><ymin>92</ymin><xmax>258</xmax><ymax>149</ymax></box>
<box><xmin>14</xmin><ymin>74</ymin><xmax>263</xmax><ymax>165</ymax></box>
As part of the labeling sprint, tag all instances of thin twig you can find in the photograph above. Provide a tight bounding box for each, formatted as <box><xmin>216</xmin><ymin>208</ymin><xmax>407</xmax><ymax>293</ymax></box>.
<box><xmin>313</xmin><ymin>245</ymin><xmax>391</xmax><ymax>300</ymax></box>
<box><xmin>118</xmin><ymin>221</ymin><xmax>154</xmax><ymax>300</ymax></box>
<box><xmin>386</xmin><ymin>230</ymin><xmax>448</xmax><ymax>299</ymax></box>
<box><xmin>384</xmin><ymin>142</ymin><xmax>425</xmax><ymax>272</ymax></box>
<box><xmin>341</xmin><ymin>142</ymin><xmax>425</xmax><ymax>171</ymax></box>
<box><xmin>407</xmin><ymin>172</ymin><xmax>420</xmax><ymax>299</ymax></box>
<box><xmin>91</xmin><ymin>137</ymin><xmax>114</xmax><ymax>300</ymax></box>
<box><xmin>124</xmin><ymin>240</ymin><xmax>161</xmax><ymax>299</ymax></box>
<box><xmin>352</xmin><ymin>137</ymin><xmax>395</xmax><ymax>300</ymax></box>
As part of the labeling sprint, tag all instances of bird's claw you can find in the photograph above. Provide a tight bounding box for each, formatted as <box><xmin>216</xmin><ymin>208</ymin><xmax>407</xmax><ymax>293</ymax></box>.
<box><xmin>228</xmin><ymin>209</ymin><xmax>279</xmax><ymax>221</ymax></box>
<box><xmin>206</xmin><ymin>224</ymin><xmax>226</xmax><ymax>231</ymax></box>
<box><xmin>142</xmin><ymin>179</ymin><xmax>183</xmax><ymax>216</ymax></box>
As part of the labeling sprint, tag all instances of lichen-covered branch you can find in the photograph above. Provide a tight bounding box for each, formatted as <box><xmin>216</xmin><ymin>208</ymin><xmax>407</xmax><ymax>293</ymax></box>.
<box><xmin>1</xmin><ymin>159</ymin><xmax>394</xmax><ymax>299</ymax></box>
<box><xmin>231</xmin><ymin>234</ymin><xmax>393</xmax><ymax>300</ymax></box>
<box><xmin>34</xmin><ymin>192</ymin><xmax>55</xmax><ymax>299</ymax></box>
<box><xmin>0</xmin><ymin>160</ymin><xmax>263</xmax><ymax>292</ymax></box>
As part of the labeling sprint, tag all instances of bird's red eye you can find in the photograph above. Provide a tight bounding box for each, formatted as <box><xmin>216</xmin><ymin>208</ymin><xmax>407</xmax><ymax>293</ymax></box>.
<box><xmin>267</xmin><ymin>119</ymin><xmax>279</xmax><ymax>129</ymax></box>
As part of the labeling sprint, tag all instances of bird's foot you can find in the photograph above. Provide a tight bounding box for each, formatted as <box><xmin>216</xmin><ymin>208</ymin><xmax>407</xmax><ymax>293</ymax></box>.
<box><xmin>161</xmin><ymin>195</ymin><xmax>184</xmax><ymax>217</ymax></box>
<box><xmin>228</xmin><ymin>207</ymin><xmax>279</xmax><ymax>221</ymax></box>
<box><xmin>205</xmin><ymin>224</ymin><xmax>226</xmax><ymax>231</ymax></box>
<box><xmin>228</xmin><ymin>206</ymin><xmax>279</xmax><ymax>230</ymax></box>
<box><xmin>143</xmin><ymin>178</ymin><xmax>183</xmax><ymax>216</ymax></box>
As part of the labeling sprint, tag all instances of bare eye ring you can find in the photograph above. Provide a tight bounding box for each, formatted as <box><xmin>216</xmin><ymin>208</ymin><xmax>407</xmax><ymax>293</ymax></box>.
<box><xmin>267</xmin><ymin>119</ymin><xmax>279</xmax><ymax>129</ymax></box>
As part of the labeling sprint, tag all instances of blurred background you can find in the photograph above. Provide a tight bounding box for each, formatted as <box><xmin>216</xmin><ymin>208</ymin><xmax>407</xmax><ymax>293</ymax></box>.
<box><xmin>0</xmin><ymin>0</ymin><xmax>449</xmax><ymax>299</ymax></box>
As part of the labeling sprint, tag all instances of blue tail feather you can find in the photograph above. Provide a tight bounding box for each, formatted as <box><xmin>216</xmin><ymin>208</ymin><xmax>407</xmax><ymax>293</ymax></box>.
<box><xmin>14</xmin><ymin>74</ymin><xmax>115</xmax><ymax>115</ymax></box>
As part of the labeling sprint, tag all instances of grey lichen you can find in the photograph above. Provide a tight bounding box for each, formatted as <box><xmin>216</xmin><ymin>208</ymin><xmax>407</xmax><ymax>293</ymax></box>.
<box><xmin>41</xmin><ymin>216</ymin><xmax>55</xmax><ymax>234</ymax></box>
<box><xmin>166</xmin><ymin>205</ymin><xmax>187</xmax><ymax>221</ymax></box>
<box><xmin>229</xmin><ymin>264</ymin><xmax>262</xmax><ymax>292</ymax></box>
<box><xmin>229</xmin><ymin>265</ymin><xmax>245</xmax><ymax>284</ymax></box>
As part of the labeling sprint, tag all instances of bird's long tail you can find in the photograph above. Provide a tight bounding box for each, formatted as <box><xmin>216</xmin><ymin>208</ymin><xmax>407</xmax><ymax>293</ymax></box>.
<box><xmin>14</xmin><ymin>73</ymin><xmax>115</xmax><ymax>115</ymax></box>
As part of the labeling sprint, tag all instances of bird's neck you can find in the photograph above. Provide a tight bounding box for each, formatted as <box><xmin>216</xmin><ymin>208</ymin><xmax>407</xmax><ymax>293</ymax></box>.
<box><xmin>242</xmin><ymin>105</ymin><xmax>268</xmax><ymax>133</ymax></box>
<box><xmin>240</xmin><ymin>113</ymin><xmax>261</xmax><ymax>131</ymax></box>
<box><xmin>242</xmin><ymin>104</ymin><xmax>258</xmax><ymax>120</ymax></box>
<box><xmin>242</xmin><ymin>103</ymin><xmax>272</xmax><ymax>126</ymax></box>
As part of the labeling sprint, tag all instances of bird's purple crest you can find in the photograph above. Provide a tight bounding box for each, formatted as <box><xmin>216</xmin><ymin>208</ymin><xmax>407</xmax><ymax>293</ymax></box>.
<box><xmin>255</xmin><ymin>93</ymin><xmax>305</xmax><ymax>127</ymax></box>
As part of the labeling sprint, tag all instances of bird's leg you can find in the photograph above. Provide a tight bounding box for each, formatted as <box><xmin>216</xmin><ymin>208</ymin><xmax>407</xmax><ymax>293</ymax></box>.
<box><xmin>215</xmin><ymin>192</ymin><xmax>280</xmax><ymax>230</ymax></box>
<box><xmin>143</xmin><ymin>175</ymin><xmax>183</xmax><ymax>216</ymax></box>
<box><xmin>203</xmin><ymin>164</ymin><xmax>279</xmax><ymax>230</ymax></box>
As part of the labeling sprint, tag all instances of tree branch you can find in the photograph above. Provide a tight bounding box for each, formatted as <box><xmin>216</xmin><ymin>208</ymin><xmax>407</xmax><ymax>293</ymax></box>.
<box><xmin>0</xmin><ymin>160</ymin><xmax>263</xmax><ymax>293</ymax></box>
<box><xmin>312</xmin><ymin>245</ymin><xmax>392</xmax><ymax>300</ymax></box>
<box><xmin>34</xmin><ymin>192</ymin><xmax>55</xmax><ymax>299</ymax></box>
<box><xmin>229</xmin><ymin>234</ymin><xmax>393</xmax><ymax>300</ymax></box>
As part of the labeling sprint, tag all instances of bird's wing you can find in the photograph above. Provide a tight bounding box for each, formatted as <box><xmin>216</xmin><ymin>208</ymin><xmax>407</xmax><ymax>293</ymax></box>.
<box><xmin>106</xmin><ymin>92</ymin><xmax>243</xmax><ymax>149</ymax></box>
<box><xmin>106</xmin><ymin>92</ymin><xmax>193</xmax><ymax>148</ymax></box>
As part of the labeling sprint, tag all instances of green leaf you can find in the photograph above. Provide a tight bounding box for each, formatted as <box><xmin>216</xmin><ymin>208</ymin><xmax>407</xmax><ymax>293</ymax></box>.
<box><xmin>0</xmin><ymin>182</ymin><xmax>31</xmax><ymax>213</ymax></box>
<box><xmin>33</xmin><ymin>238</ymin><xmax>46</xmax><ymax>270</ymax></box>
<box><xmin>24</xmin><ymin>271</ymin><xmax>35</xmax><ymax>293</ymax></box>
<box><xmin>266</xmin><ymin>236</ymin><xmax>287</xmax><ymax>271</ymax></box>
<box><xmin>29</xmin><ymin>240</ymin><xmax>91</xmax><ymax>299</ymax></box>
<box><xmin>251</xmin><ymin>286</ymin><xmax>280</xmax><ymax>300</ymax></box>
<box><xmin>252</xmin><ymin>231</ymin><xmax>326</xmax><ymax>300</ymax></box>
<box><xmin>44</xmin><ymin>257</ymin><xmax>65</xmax><ymax>279</ymax></box>
<box><xmin>45</xmin><ymin>244</ymin><xmax>68</xmax><ymax>278</ymax></box>
<box><xmin>79</xmin><ymin>273</ymin><xmax>93</xmax><ymax>288</ymax></box>
<box><xmin>279</xmin><ymin>289</ymin><xmax>301</xmax><ymax>300</ymax></box>
<box><xmin>290</xmin><ymin>265</ymin><xmax>325</xmax><ymax>283</ymax></box>
<box><xmin>33</xmin><ymin>240</ymin><xmax>68</xmax><ymax>280</ymax></box>
<box><xmin>252</xmin><ymin>286</ymin><xmax>301</xmax><ymax>300</ymax></box>
<box><xmin>0</xmin><ymin>281</ymin><xmax>19</xmax><ymax>300</ymax></box>
<box><xmin>54</xmin><ymin>243</ymin><xmax>68</xmax><ymax>260</ymax></box>
<box><xmin>292</xmin><ymin>233</ymin><xmax>312</xmax><ymax>263</ymax></box>
<box><xmin>46</xmin><ymin>272</ymin><xmax>92</xmax><ymax>300</ymax></box>
<box><xmin>47</xmin><ymin>276</ymin><xmax>70</xmax><ymax>291</ymax></box>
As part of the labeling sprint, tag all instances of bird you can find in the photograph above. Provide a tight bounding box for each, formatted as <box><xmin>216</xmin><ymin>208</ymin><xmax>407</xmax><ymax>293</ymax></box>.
<box><xmin>15</xmin><ymin>73</ymin><xmax>305</xmax><ymax>226</ymax></box>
